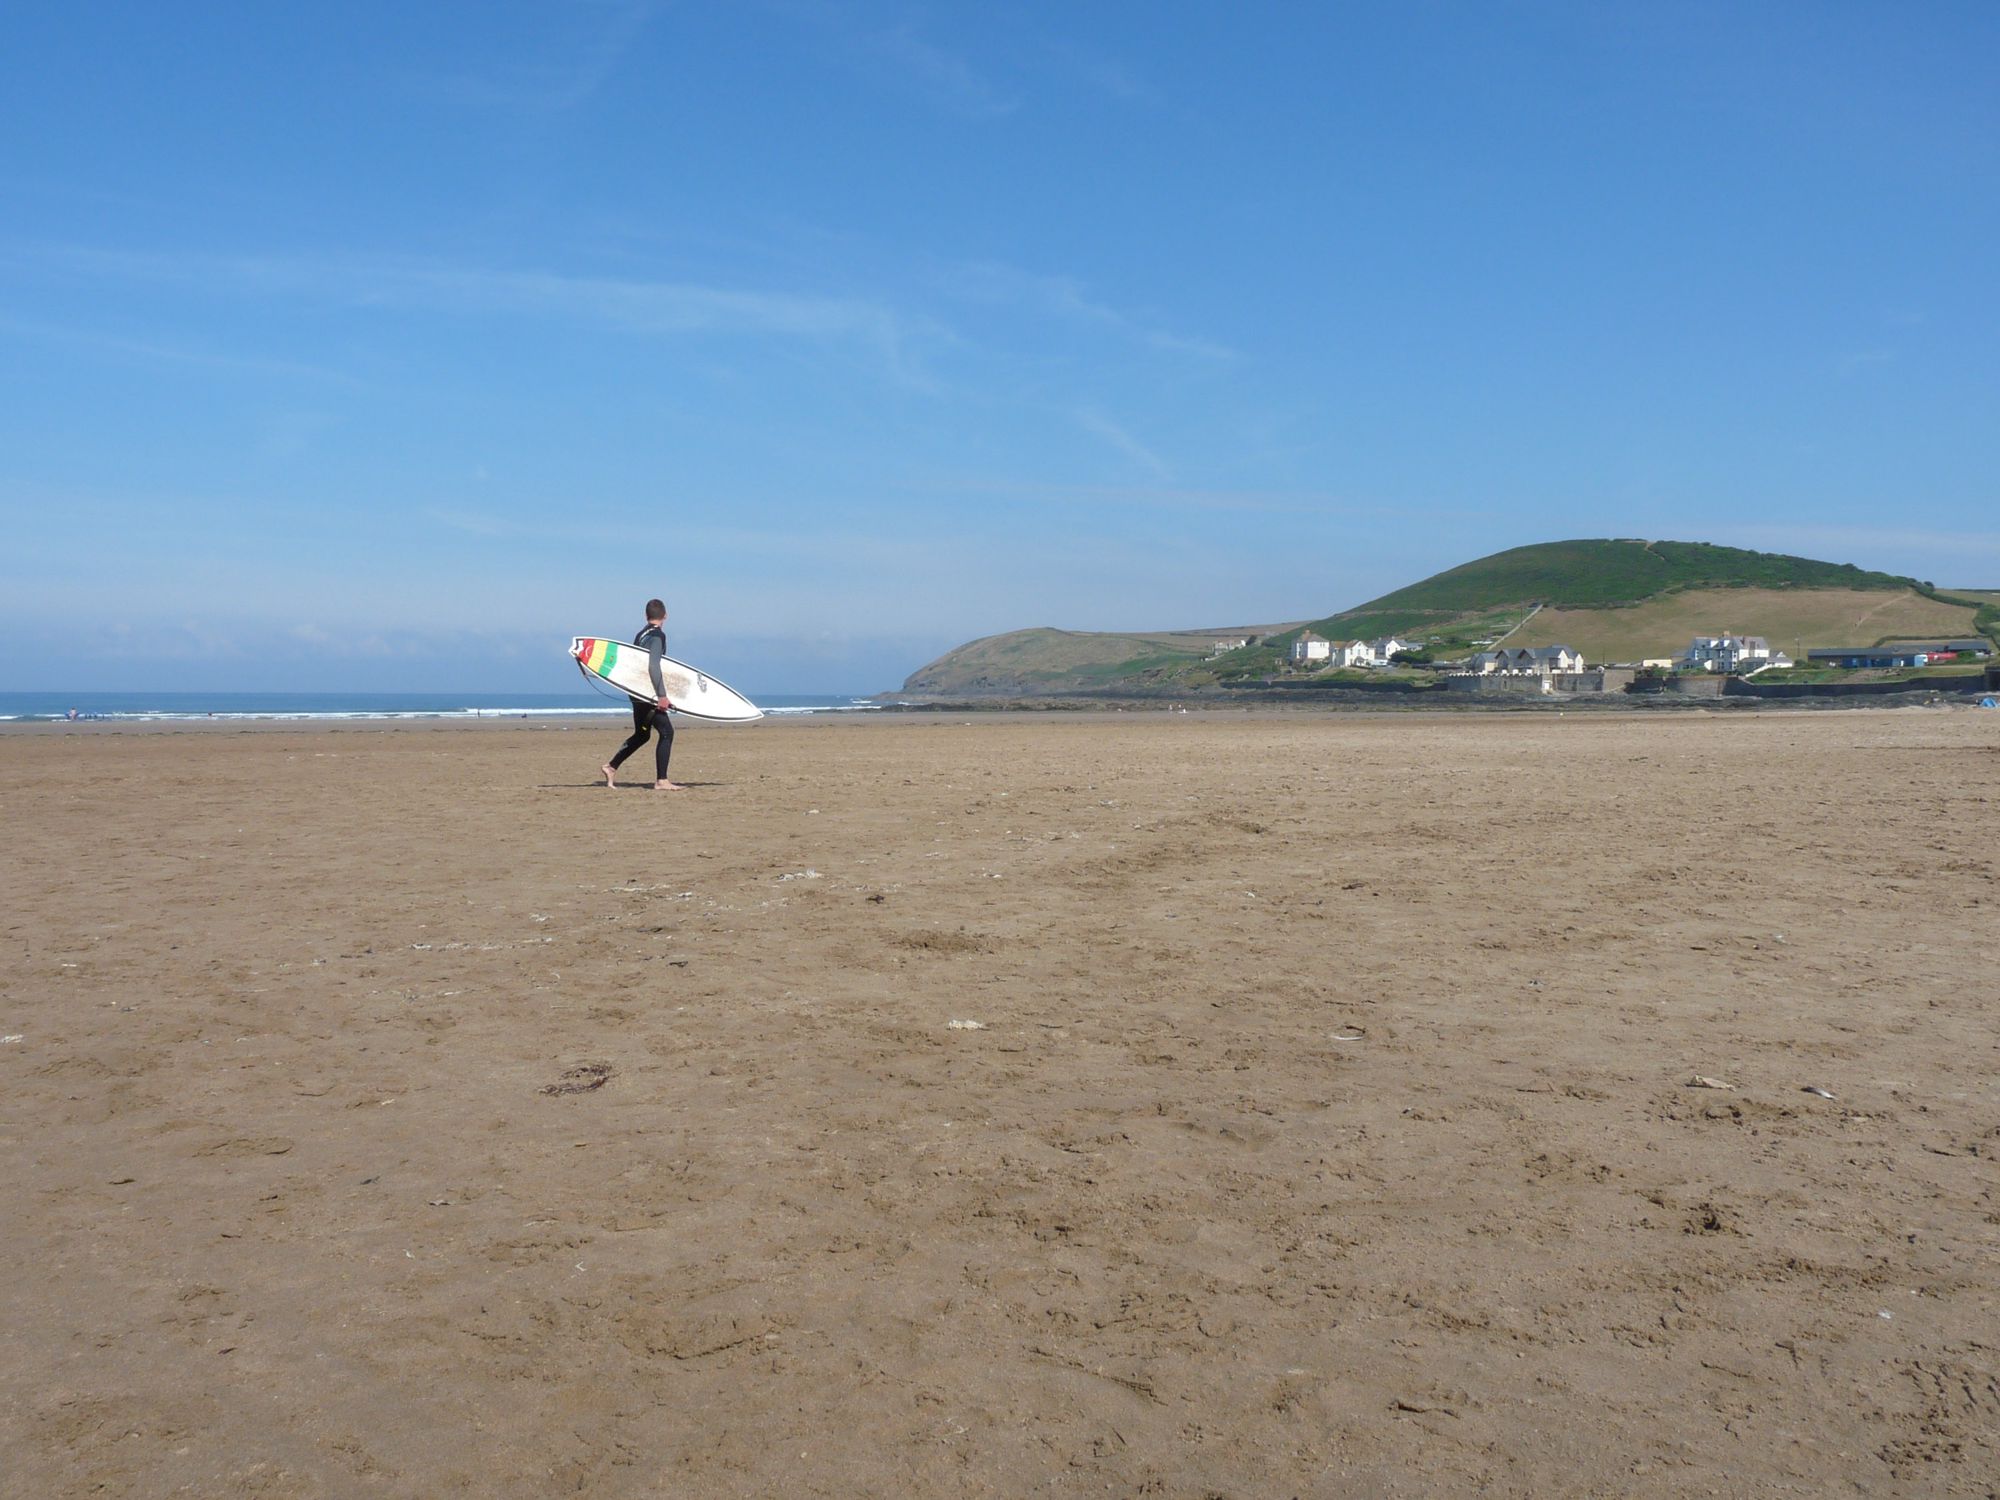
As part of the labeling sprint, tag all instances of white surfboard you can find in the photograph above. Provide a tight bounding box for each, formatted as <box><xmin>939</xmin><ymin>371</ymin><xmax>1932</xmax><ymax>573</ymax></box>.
<box><xmin>571</xmin><ymin>636</ymin><xmax>764</xmax><ymax>722</ymax></box>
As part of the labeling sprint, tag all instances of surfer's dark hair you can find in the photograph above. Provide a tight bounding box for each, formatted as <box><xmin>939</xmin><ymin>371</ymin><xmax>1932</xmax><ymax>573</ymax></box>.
<box><xmin>645</xmin><ymin>598</ymin><xmax>665</xmax><ymax>620</ymax></box>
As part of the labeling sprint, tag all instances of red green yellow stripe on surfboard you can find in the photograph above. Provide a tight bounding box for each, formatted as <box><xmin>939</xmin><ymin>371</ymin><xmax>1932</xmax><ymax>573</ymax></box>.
<box><xmin>576</xmin><ymin>638</ymin><xmax>620</xmax><ymax>675</ymax></box>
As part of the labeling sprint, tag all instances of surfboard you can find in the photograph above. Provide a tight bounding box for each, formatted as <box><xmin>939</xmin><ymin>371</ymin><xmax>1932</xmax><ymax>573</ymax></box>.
<box><xmin>570</xmin><ymin>637</ymin><xmax>764</xmax><ymax>722</ymax></box>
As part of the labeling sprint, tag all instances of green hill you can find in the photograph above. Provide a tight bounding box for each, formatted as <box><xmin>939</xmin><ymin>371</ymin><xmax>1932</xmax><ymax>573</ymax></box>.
<box><xmin>898</xmin><ymin>539</ymin><xmax>1987</xmax><ymax>696</ymax></box>
<box><xmin>1295</xmin><ymin>539</ymin><xmax>1921</xmax><ymax>645</ymax></box>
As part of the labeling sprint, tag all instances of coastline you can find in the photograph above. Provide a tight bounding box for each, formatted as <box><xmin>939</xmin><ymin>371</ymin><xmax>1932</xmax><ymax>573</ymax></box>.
<box><xmin>3</xmin><ymin>693</ymin><xmax>1990</xmax><ymax>736</ymax></box>
<box><xmin>6</xmin><ymin>664</ymin><xmax>1991</xmax><ymax>737</ymax></box>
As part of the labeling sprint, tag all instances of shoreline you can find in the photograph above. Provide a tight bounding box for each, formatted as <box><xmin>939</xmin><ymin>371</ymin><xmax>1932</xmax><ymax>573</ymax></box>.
<box><xmin>0</xmin><ymin>694</ymin><xmax>1987</xmax><ymax>736</ymax></box>
<box><xmin>6</xmin><ymin>667</ymin><xmax>1991</xmax><ymax>735</ymax></box>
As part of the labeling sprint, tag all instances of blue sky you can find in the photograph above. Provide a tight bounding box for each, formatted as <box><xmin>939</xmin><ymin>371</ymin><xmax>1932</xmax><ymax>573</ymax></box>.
<box><xmin>3</xmin><ymin>1</ymin><xmax>1996</xmax><ymax>693</ymax></box>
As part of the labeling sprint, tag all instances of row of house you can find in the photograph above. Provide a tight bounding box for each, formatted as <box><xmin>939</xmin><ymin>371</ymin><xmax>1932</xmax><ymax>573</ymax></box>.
<box><xmin>1276</xmin><ymin>628</ymin><xmax>1993</xmax><ymax>679</ymax></box>
<box><xmin>1285</xmin><ymin>632</ymin><xmax>1413</xmax><ymax>668</ymax></box>
<box><xmin>1466</xmin><ymin>645</ymin><xmax>1586</xmax><ymax>675</ymax></box>
<box><xmin>1287</xmin><ymin>632</ymin><xmax>1586</xmax><ymax>675</ymax></box>
<box><xmin>1296</xmin><ymin>634</ymin><xmax>1774</xmax><ymax>676</ymax></box>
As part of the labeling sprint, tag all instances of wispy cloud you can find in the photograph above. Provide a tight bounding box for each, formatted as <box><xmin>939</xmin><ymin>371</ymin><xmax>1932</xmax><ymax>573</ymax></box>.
<box><xmin>9</xmin><ymin>243</ymin><xmax>946</xmax><ymax>387</ymax></box>
<box><xmin>776</xmin><ymin>7</ymin><xmax>1147</xmax><ymax>117</ymax></box>
<box><xmin>864</xmin><ymin>23</ymin><xmax>1018</xmax><ymax>117</ymax></box>
<box><xmin>1710</xmin><ymin>524</ymin><xmax>2000</xmax><ymax>562</ymax></box>
<box><xmin>412</xmin><ymin>0</ymin><xmax>660</xmax><ymax>114</ymax></box>
<box><xmin>1042</xmin><ymin>40</ymin><xmax>1153</xmax><ymax>104</ymax></box>
<box><xmin>917</xmin><ymin>473</ymin><xmax>1404</xmax><ymax>520</ymax></box>
<box><xmin>1074</xmin><ymin>407</ymin><xmax>1172</xmax><ymax>480</ymax></box>
<box><xmin>941</xmin><ymin>259</ymin><xmax>1236</xmax><ymax>360</ymax></box>
<box><xmin>0</xmin><ymin>312</ymin><xmax>364</xmax><ymax>386</ymax></box>
<box><xmin>422</xmin><ymin>506</ymin><xmax>955</xmax><ymax>574</ymax></box>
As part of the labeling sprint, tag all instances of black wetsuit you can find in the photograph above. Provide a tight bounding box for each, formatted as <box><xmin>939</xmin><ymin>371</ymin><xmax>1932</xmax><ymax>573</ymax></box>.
<box><xmin>608</xmin><ymin>623</ymin><xmax>674</xmax><ymax>780</ymax></box>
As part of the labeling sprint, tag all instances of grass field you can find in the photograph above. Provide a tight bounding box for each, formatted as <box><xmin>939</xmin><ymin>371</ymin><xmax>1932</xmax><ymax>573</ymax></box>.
<box><xmin>1751</xmin><ymin>663</ymin><xmax>1991</xmax><ymax>685</ymax></box>
<box><xmin>1505</xmin><ymin>586</ymin><xmax>1982</xmax><ymax>663</ymax></box>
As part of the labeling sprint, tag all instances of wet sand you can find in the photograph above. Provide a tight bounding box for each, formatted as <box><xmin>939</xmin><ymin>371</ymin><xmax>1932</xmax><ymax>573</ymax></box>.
<box><xmin>2</xmin><ymin>710</ymin><xmax>1996</xmax><ymax>1496</ymax></box>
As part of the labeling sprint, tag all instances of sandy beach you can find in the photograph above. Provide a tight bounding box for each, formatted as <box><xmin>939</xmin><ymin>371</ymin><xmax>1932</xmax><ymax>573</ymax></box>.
<box><xmin>2</xmin><ymin>708</ymin><xmax>1995</xmax><ymax>1497</ymax></box>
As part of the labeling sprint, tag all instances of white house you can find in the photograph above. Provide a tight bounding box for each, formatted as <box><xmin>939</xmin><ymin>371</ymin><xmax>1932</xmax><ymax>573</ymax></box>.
<box><xmin>1681</xmin><ymin>635</ymin><xmax>1780</xmax><ymax>673</ymax></box>
<box><xmin>1288</xmin><ymin>633</ymin><xmax>1389</xmax><ymax>668</ymax></box>
<box><xmin>1370</xmin><ymin>636</ymin><xmax>1411</xmax><ymax>661</ymax></box>
<box><xmin>1469</xmin><ymin>645</ymin><xmax>1586</xmax><ymax>675</ymax></box>
<box><xmin>1287</xmin><ymin>631</ymin><xmax>1331</xmax><ymax>665</ymax></box>
<box><xmin>1208</xmin><ymin>637</ymin><xmax>1250</xmax><ymax>656</ymax></box>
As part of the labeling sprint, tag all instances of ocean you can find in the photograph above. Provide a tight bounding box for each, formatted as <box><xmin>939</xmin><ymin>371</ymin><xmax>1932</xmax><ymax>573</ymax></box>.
<box><xmin>0</xmin><ymin>690</ymin><xmax>888</xmax><ymax>724</ymax></box>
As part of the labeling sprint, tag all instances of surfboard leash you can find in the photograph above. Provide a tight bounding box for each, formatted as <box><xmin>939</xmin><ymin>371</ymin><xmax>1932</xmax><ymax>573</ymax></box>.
<box><xmin>575</xmin><ymin>656</ymin><xmax>637</xmax><ymax>706</ymax></box>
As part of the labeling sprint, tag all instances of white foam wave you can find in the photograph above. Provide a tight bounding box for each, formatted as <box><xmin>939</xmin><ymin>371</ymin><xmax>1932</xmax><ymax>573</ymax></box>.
<box><xmin>7</xmin><ymin>702</ymin><xmax>881</xmax><ymax>723</ymax></box>
<box><xmin>40</xmin><ymin>707</ymin><xmax>630</xmax><ymax>723</ymax></box>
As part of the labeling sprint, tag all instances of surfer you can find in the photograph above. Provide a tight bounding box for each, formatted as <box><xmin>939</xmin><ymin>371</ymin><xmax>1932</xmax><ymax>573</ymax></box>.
<box><xmin>602</xmin><ymin>599</ymin><xmax>682</xmax><ymax>791</ymax></box>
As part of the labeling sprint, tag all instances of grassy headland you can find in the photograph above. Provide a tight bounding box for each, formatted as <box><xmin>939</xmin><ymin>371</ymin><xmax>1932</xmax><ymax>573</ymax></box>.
<box><xmin>899</xmin><ymin>539</ymin><xmax>1994</xmax><ymax>697</ymax></box>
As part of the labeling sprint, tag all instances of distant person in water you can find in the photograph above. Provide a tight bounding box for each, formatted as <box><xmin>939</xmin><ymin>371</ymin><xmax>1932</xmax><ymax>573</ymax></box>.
<box><xmin>602</xmin><ymin>599</ymin><xmax>681</xmax><ymax>791</ymax></box>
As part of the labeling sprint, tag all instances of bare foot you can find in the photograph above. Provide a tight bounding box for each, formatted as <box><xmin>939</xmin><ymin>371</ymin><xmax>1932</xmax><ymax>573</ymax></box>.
<box><xmin>655</xmin><ymin>780</ymin><xmax>684</xmax><ymax>792</ymax></box>
<box><xmin>602</xmin><ymin>763</ymin><xmax>617</xmax><ymax>788</ymax></box>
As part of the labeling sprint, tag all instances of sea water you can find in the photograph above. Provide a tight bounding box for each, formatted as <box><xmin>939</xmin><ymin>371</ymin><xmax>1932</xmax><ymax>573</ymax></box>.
<box><xmin>0</xmin><ymin>691</ymin><xmax>890</xmax><ymax>724</ymax></box>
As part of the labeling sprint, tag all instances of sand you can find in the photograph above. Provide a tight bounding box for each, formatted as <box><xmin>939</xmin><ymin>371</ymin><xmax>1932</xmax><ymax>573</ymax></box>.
<box><xmin>2</xmin><ymin>709</ymin><xmax>1995</xmax><ymax>1497</ymax></box>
